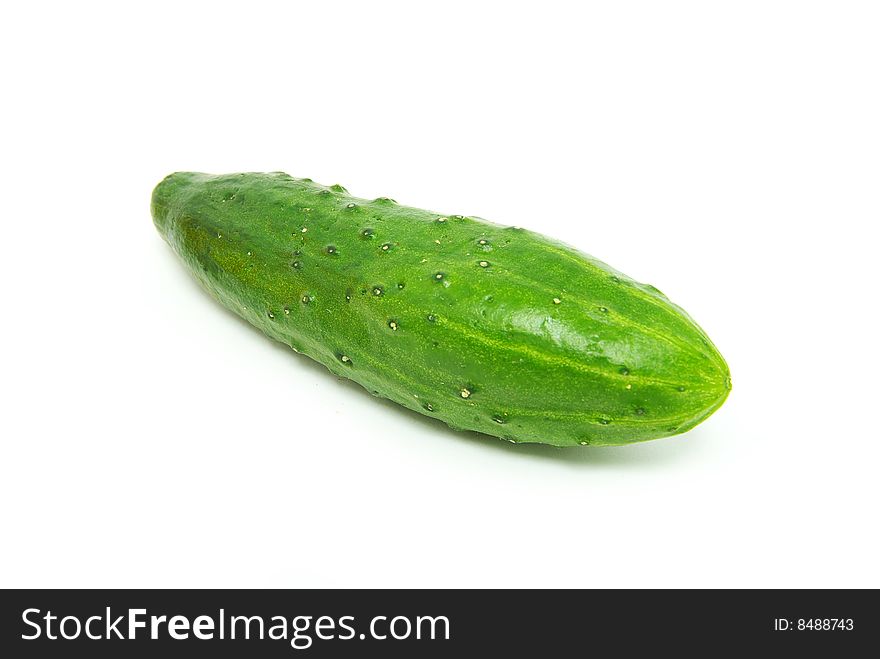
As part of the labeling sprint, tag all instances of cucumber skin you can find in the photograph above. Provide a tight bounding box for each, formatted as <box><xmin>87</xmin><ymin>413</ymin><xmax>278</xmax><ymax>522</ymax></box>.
<box><xmin>152</xmin><ymin>172</ymin><xmax>730</xmax><ymax>447</ymax></box>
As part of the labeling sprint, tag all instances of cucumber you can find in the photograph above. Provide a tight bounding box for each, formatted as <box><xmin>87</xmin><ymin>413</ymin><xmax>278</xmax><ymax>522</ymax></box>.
<box><xmin>152</xmin><ymin>172</ymin><xmax>730</xmax><ymax>447</ymax></box>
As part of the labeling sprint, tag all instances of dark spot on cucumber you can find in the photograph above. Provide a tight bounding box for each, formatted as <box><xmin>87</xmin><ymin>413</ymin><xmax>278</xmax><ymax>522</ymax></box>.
<box><xmin>372</xmin><ymin>286</ymin><xmax>384</xmax><ymax>297</ymax></box>
<box><xmin>423</xmin><ymin>402</ymin><xmax>434</xmax><ymax>412</ymax></box>
<box><xmin>267</xmin><ymin>310</ymin><xmax>275</xmax><ymax>320</ymax></box>
<box><xmin>598</xmin><ymin>306</ymin><xmax>608</xmax><ymax>313</ymax></box>
<box><xmin>619</xmin><ymin>367</ymin><xmax>630</xmax><ymax>376</ymax></box>
<box><xmin>433</xmin><ymin>272</ymin><xmax>446</xmax><ymax>282</ymax></box>
<box><xmin>492</xmin><ymin>414</ymin><xmax>506</xmax><ymax>424</ymax></box>
<box><xmin>380</xmin><ymin>243</ymin><xmax>393</xmax><ymax>252</ymax></box>
<box><xmin>597</xmin><ymin>416</ymin><xmax>612</xmax><ymax>425</ymax></box>
<box><xmin>221</xmin><ymin>191</ymin><xmax>236</xmax><ymax>202</ymax></box>
<box><xmin>291</xmin><ymin>260</ymin><xmax>302</xmax><ymax>269</ymax></box>
<box><xmin>610</xmin><ymin>275</ymin><xmax>621</xmax><ymax>283</ymax></box>
<box><xmin>301</xmin><ymin>294</ymin><xmax>313</xmax><ymax>304</ymax></box>
<box><xmin>388</xmin><ymin>319</ymin><xmax>399</xmax><ymax>331</ymax></box>
<box><xmin>283</xmin><ymin>307</ymin><xmax>290</xmax><ymax>315</ymax></box>
<box><xmin>361</xmin><ymin>228</ymin><xmax>375</xmax><ymax>239</ymax></box>
<box><xmin>396</xmin><ymin>282</ymin><xmax>405</xmax><ymax>289</ymax></box>
<box><xmin>345</xmin><ymin>288</ymin><xmax>353</xmax><ymax>302</ymax></box>
<box><xmin>478</xmin><ymin>260</ymin><xmax>490</xmax><ymax>268</ymax></box>
<box><xmin>677</xmin><ymin>386</ymin><xmax>686</xmax><ymax>392</ymax></box>
<box><xmin>325</xmin><ymin>245</ymin><xmax>338</xmax><ymax>255</ymax></box>
<box><xmin>635</xmin><ymin>407</ymin><xmax>646</xmax><ymax>416</ymax></box>
<box><xmin>345</xmin><ymin>202</ymin><xmax>357</xmax><ymax>210</ymax></box>
<box><xmin>336</xmin><ymin>353</ymin><xmax>353</xmax><ymax>365</ymax></box>
<box><xmin>426</xmin><ymin>314</ymin><xmax>437</xmax><ymax>323</ymax></box>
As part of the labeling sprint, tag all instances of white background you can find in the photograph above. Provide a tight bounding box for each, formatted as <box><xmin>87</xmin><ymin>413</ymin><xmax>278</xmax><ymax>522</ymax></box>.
<box><xmin>2</xmin><ymin>1</ymin><xmax>878</xmax><ymax>588</ymax></box>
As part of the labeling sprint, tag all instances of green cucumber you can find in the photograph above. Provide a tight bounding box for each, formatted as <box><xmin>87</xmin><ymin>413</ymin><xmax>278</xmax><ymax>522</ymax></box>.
<box><xmin>151</xmin><ymin>172</ymin><xmax>730</xmax><ymax>447</ymax></box>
